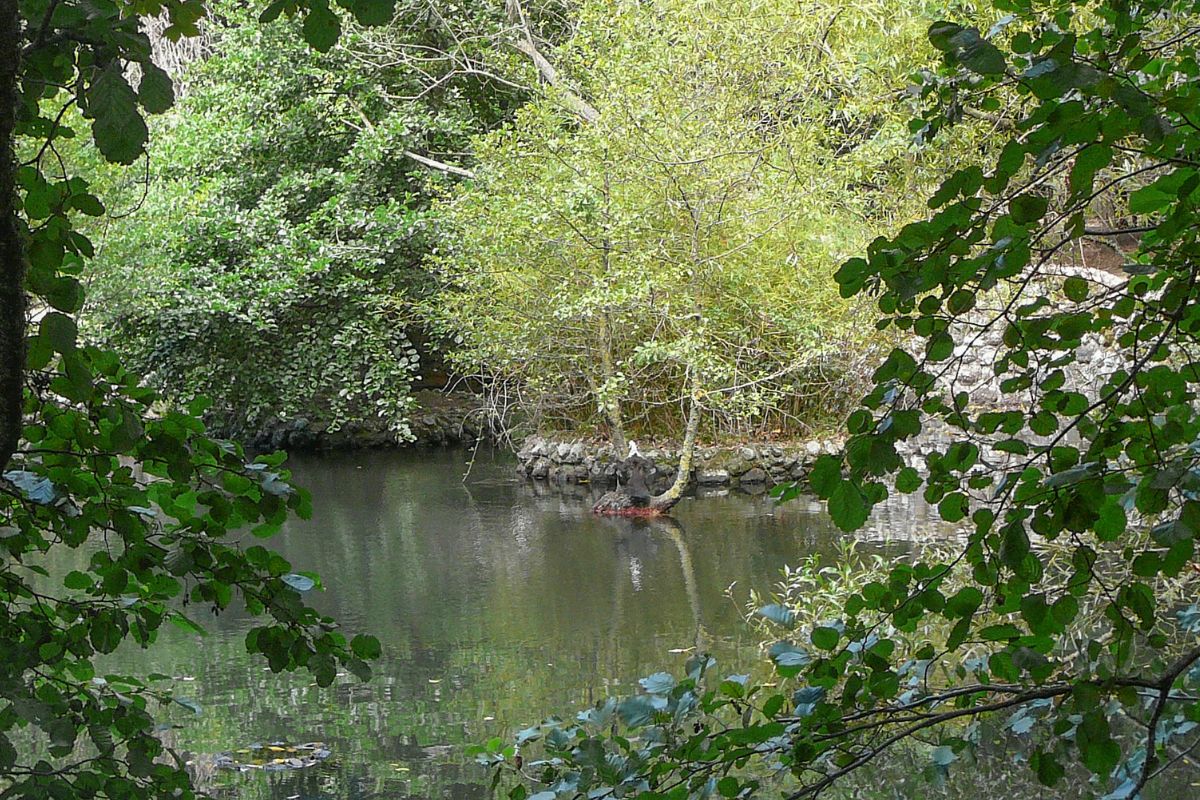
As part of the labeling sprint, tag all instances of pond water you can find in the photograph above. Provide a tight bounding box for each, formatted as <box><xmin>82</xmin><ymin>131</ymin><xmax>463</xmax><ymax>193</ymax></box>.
<box><xmin>87</xmin><ymin>447</ymin><xmax>909</xmax><ymax>798</ymax></box>
<box><xmin>92</xmin><ymin>447</ymin><xmax>1035</xmax><ymax>799</ymax></box>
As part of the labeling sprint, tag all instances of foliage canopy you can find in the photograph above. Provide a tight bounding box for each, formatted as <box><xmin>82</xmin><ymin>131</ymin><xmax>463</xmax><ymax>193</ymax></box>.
<box><xmin>427</xmin><ymin>0</ymin><xmax>977</xmax><ymax>441</ymax></box>
<box><xmin>82</xmin><ymin>0</ymin><xmax>547</xmax><ymax>440</ymax></box>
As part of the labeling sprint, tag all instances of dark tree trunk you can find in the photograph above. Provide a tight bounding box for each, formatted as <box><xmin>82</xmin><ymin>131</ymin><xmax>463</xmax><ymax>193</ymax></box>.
<box><xmin>0</xmin><ymin>0</ymin><xmax>24</xmax><ymax>472</ymax></box>
<box><xmin>592</xmin><ymin>376</ymin><xmax>702</xmax><ymax>517</ymax></box>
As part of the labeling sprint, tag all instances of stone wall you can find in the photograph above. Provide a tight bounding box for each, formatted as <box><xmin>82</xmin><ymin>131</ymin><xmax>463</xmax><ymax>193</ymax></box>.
<box><xmin>516</xmin><ymin>435</ymin><xmax>842</xmax><ymax>491</ymax></box>
<box><xmin>936</xmin><ymin>321</ymin><xmax>1125</xmax><ymax>407</ymax></box>
<box><xmin>931</xmin><ymin>265</ymin><xmax>1129</xmax><ymax>406</ymax></box>
<box><xmin>221</xmin><ymin>390</ymin><xmax>488</xmax><ymax>452</ymax></box>
<box><xmin>516</xmin><ymin>414</ymin><xmax>1068</xmax><ymax>493</ymax></box>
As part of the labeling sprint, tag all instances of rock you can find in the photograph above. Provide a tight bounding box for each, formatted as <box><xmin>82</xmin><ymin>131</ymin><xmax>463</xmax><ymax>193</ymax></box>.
<box><xmin>530</xmin><ymin>458</ymin><xmax>550</xmax><ymax>479</ymax></box>
<box><xmin>805</xmin><ymin>440</ymin><xmax>821</xmax><ymax>456</ymax></box>
<box><xmin>739</xmin><ymin>467</ymin><xmax>768</xmax><ymax>484</ymax></box>
<box><xmin>973</xmin><ymin>385</ymin><xmax>1000</xmax><ymax>405</ymax></box>
<box><xmin>696</xmin><ymin>469</ymin><xmax>730</xmax><ymax>485</ymax></box>
<box><xmin>739</xmin><ymin>446</ymin><xmax>757</xmax><ymax>461</ymax></box>
<box><xmin>290</xmin><ymin>428</ymin><xmax>316</xmax><ymax>449</ymax></box>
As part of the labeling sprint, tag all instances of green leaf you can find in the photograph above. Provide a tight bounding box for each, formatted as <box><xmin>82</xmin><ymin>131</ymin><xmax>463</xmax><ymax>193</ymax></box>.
<box><xmin>64</xmin><ymin>571</ymin><xmax>93</xmax><ymax>590</ymax></box>
<box><xmin>169</xmin><ymin>613</ymin><xmax>208</xmax><ymax>637</ymax></box>
<box><xmin>86</xmin><ymin>65</ymin><xmax>149</xmax><ymax>164</ymax></box>
<box><xmin>173</xmin><ymin>697</ymin><xmax>203</xmax><ymax>715</ymax></box>
<box><xmin>808</xmin><ymin>455</ymin><xmax>841</xmax><ymax>497</ymax></box>
<box><xmin>1062</xmin><ymin>276</ymin><xmax>1089</xmax><ymax>302</ymax></box>
<box><xmin>928</xmin><ymin>332</ymin><xmax>953</xmax><ymax>362</ymax></box>
<box><xmin>349</xmin><ymin>0</ymin><xmax>395</xmax><ymax>26</ymax></box>
<box><xmin>89</xmin><ymin>620</ymin><xmax>122</xmax><ymax>654</ymax></box>
<box><xmin>351</xmin><ymin>634</ymin><xmax>382</xmax><ymax>660</ymax></box>
<box><xmin>70</xmin><ymin>193</ymin><xmax>105</xmax><ymax>216</ymax></box>
<box><xmin>928</xmin><ymin>21</ymin><xmax>966</xmax><ymax>51</ymax></box>
<box><xmin>1094</xmin><ymin>500</ymin><xmax>1127</xmax><ymax>541</ymax></box>
<box><xmin>958</xmin><ymin>38</ymin><xmax>1007</xmax><ymax>75</ymax></box>
<box><xmin>828</xmin><ymin>480</ymin><xmax>869</xmax><ymax>532</ymax></box>
<box><xmin>45</xmin><ymin>276</ymin><xmax>85</xmax><ymax>313</ymax></box>
<box><xmin>281</xmin><ymin>573</ymin><xmax>316</xmax><ymax>592</ymax></box>
<box><xmin>259</xmin><ymin>0</ymin><xmax>289</xmax><ymax>21</ymax></box>
<box><xmin>895</xmin><ymin>467</ymin><xmax>922</xmax><ymax>493</ymax></box>
<box><xmin>137</xmin><ymin>63</ymin><xmax>176</xmax><ymax>114</ymax></box>
<box><xmin>639</xmin><ymin>671</ymin><xmax>676</xmax><ymax>695</ymax></box>
<box><xmin>302</xmin><ymin>3</ymin><xmax>341</xmax><ymax>52</ymax></box>
<box><xmin>811</xmin><ymin>626</ymin><xmax>839</xmax><ymax>650</ymax></box>
<box><xmin>1069</xmin><ymin>144</ymin><xmax>1112</xmax><ymax>194</ymax></box>
<box><xmin>979</xmin><ymin>623</ymin><xmax>1022</xmax><ymax>641</ymax></box>
<box><xmin>1010</xmin><ymin>194</ymin><xmax>1049</xmax><ymax>224</ymax></box>
<box><xmin>756</xmin><ymin>604</ymin><xmax>796</xmax><ymax>628</ymax></box>
<box><xmin>617</xmin><ymin>696</ymin><xmax>657</xmax><ymax>727</ymax></box>
<box><xmin>931</xmin><ymin>745</ymin><xmax>957</xmax><ymax>766</ymax></box>
<box><xmin>1129</xmin><ymin>170</ymin><xmax>1195</xmax><ymax>214</ymax></box>
<box><xmin>938</xmin><ymin>492</ymin><xmax>968</xmax><ymax>523</ymax></box>
<box><xmin>946</xmin><ymin>587</ymin><xmax>983</xmax><ymax>617</ymax></box>
<box><xmin>40</xmin><ymin>312</ymin><xmax>77</xmax><ymax>353</ymax></box>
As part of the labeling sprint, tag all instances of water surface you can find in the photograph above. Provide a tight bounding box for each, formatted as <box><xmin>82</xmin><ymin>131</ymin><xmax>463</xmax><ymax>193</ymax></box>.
<box><xmin>103</xmin><ymin>447</ymin><xmax>935</xmax><ymax>799</ymax></box>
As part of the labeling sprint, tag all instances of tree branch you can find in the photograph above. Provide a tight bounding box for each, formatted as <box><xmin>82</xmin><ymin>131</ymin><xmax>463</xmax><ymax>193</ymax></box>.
<box><xmin>507</xmin><ymin>0</ymin><xmax>599</xmax><ymax>124</ymax></box>
<box><xmin>403</xmin><ymin>149</ymin><xmax>475</xmax><ymax>179</ymax></box>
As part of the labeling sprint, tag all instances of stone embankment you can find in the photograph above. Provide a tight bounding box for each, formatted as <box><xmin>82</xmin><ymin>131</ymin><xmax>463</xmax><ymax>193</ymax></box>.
<box><xmin>222</xmin><ymin>391</ymin><xmax>487</xmax><ymax>452</ymax></box>
<box><xmin>515</xmin><ymin>415</ymin><xmax>1068</xmax><ymax>493</ymax></box>
<box><xmin>516</xmin><ymin>436</ymin><xmax>839</xmax><ymax>491</ymax></box>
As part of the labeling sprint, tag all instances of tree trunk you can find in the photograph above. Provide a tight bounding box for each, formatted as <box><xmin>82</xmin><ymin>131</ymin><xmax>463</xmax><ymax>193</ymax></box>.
<box><xmin>597</xmin><ymin>314</ymin><xmax>628</xmax><ymax>455</ymax></box>
<box><xmin>0</xmin><ymin>0</ymin><xmax>24</xmax><ymax>473</ymax></box>
<box><xmin>649</xmin><ymin>375</ymin><xmax>701</xmax><ymax>512</ymax></box>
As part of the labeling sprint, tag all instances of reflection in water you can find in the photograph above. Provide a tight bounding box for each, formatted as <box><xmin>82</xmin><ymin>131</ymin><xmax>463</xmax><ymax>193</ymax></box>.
<box><xmin>650</xmin><ymin>516</ymin><xmax>708</xmax><ymax>654</ymax></box>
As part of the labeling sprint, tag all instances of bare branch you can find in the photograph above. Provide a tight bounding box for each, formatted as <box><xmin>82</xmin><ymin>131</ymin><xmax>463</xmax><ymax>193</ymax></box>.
<box><xmin>403</xmin><ymin>150</ymin><xmax>476</xmax><ymax>179</ymax></box>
